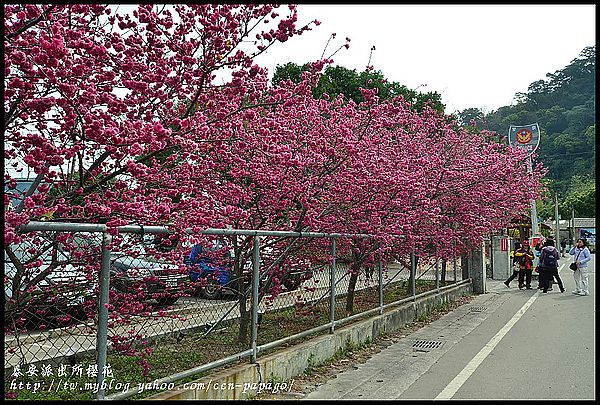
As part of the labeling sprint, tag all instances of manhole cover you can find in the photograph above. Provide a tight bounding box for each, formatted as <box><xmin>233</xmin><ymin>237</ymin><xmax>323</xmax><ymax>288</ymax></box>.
<box><xmin>470</xmin><ymin>306</ymin><xmax>487</xmax><ymax>312</ymax></box>
<box><xmin>412</xmin><ymin>340</ymin><xmax>444</xmax><ymax>350</ymax></box>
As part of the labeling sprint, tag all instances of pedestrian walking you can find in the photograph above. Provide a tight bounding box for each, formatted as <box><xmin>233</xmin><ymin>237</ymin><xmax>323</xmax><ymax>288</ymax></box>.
<box><xmin>534</xmin><ymin>236</ymin><xmax>545</xmax><ymax>256</ymax></box>
<box><xmin>537</xmin><ymin>237</ymin><xmax>558</xmax><ymax>290</ymax></box>
<box><xmin>534</xmin><ymin>236</ymin><xmax>545</xmax><ymax>272</ymax></box>
<box><xmin>504</xmin><ymin>241</ymin><xmax>522</xmax><ymax>288</ymax></box>
<box><xmin>560</xmin><ymin>238</ymin><xmax>567</xmax><ymax>257</ymax></box>
<box><xmin>569</xmin><ymin>238</ymin><xmax>592</xmax><ymax>296</ymax></box>
<box><xmin>538</xmin><ymin>239</ymin><xmax>565</xmax><ymax>293</ymax></box>
<box><xmin>513</xmin><ymin>240</ymin><xmax>535</xmax><ymax>289</ymax></box>
<box><xmin>534</xmin><ymin>236</ymin><xmax>547</xmax><ymax>289</ymax></box>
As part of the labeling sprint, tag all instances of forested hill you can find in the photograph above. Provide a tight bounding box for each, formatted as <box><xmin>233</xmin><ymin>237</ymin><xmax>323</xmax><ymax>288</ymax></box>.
<box><xmin>458</xmin><ymin>45</ymin><xmax>595</xmax><ymax>218</ymax></box>
<box><xmin>272</xmin><ymin>47</ymin><xmax>595</xmax><ymax>219</ymax></box>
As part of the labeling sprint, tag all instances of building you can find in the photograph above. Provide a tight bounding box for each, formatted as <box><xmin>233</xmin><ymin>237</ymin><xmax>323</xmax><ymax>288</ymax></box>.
<box><xmin>506</xmin><ymin>214</ymin><xmax>552</xmax><ymax>241</ymax></box>
<box><xmin>544</xmin><ymin>217</ymin><xmax>595</xmax><ymax>253</ymax></box>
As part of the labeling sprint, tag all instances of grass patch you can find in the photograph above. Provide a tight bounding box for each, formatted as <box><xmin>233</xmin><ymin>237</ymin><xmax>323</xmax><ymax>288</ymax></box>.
<box><xmin>298</xmin><ymin>337</ymin><xmax>376</xmax><ymax>380</ymax></box>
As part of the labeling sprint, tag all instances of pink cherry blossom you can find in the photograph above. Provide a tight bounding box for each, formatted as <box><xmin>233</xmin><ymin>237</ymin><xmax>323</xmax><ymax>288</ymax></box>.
<box><xmin>4</xmin><ymin>4</ymin><xmax>544</xmax><ymax>361</ymax></box>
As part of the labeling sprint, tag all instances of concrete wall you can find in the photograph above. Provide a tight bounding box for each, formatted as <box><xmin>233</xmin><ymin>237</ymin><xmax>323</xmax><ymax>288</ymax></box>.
<box><xmin>491</xmin><ymin>236</ymin><xmax>512</xmax><ymax>280</ymax></box>
<box><xmin>147</xmin><ymin>282</ymin><xmax>473</xmax><ymax>400</ymax></box>
<box><xmin>461</xmin><ymin>245</ymin><xmax>485</xmax><ymax>294</ymax></box>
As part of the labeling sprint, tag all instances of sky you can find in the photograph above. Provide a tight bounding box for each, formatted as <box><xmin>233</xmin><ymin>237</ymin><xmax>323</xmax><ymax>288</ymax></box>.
<box><xmin>253</xmin><ymin>4</ymin><xmax>596</xmax><ymax>115</ymax></box>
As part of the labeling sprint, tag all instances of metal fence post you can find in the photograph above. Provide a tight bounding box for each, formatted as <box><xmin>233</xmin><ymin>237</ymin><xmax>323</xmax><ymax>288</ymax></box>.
<box><xmin>251</xmin><ymin>236</ymin><xmax>260</xmax><ymax>363</ymax></box>
<box><xmin>378</xmin><ymin>256</ymin><xmax>383</xmax><ymax>315</ymax></box>
<box><xmin>330</xmin><ymin>237</ymin><xmax>336</xmax><ymax>334</ymax></box>
<box><xmin>96</xmin><ymin>232</ymin><xmax>112</xmax><ymax>400</ymax></box>
<box><xmin>411</xmin><ymin>247</ymin><xmax>416</xmax><ymax>301</ymax></box>
<box><xmin>482</xmin><ymin>238</ymin><xmax>487</xmax><ymax>293</ymax></box>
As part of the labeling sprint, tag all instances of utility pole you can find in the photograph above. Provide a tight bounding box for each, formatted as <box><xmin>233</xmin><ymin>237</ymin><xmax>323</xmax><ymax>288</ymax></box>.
<box><xmin>527</xmin><ymin>156</ymin><xmax>539</xmax><ymax>238</ymax></box>
<box><xmin>507</xmin><ymin>123</ymin><xmax>541</xmax><ymax>240</ymax></box>
<box><xmin>554</xmin><ymin>193</ymin><xmax>560</xmax><ymax>240</ymax></box>
<box><xmin>571</xmin><ymin>206</ymin><xmax>576</xmax><ymax>246</ymax></box>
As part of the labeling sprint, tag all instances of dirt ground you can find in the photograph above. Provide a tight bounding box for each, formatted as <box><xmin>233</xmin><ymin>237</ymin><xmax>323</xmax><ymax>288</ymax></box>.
<box><xmin>254</xmin><ymin>294</ymin><xmax>474</xmax><ymax>400</ymax></box>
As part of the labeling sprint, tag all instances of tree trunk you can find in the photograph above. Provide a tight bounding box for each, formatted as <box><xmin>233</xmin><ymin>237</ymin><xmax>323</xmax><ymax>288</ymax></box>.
<box><xmin>406</xmin><ymin>255</ymin><xmax>419</xmax><ymax>294</ymax></box>
<box><xmin>441</xmin><ymin>259</ymin><xmax>447</xmax><ymax>283</ymax></box>
<box><xmin>345</xmin><ymin>261</ymin><xmax>361</xmax><ymax>313</ymax></box>
<box><xmin>461</xmin><ymin>253</ymin><xmax>469</xmax><ymax>280</ymax></box>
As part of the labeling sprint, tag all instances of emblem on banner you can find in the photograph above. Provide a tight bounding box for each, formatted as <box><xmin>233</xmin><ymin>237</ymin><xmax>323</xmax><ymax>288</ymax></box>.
<box><xmin>508</xmin><ymin>123</ymin><xmax>540</xmax><ymax>156</ymax></box>
<box><xmin>516</xmin><ymin>128</ymin><xmax>533</xmax><ymax>144</ymax></box>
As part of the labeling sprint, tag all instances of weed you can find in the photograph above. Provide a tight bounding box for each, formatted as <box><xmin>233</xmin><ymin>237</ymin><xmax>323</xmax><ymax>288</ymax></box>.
<box><xmin>267</xmin><ymin>373</ymin><xmax>285</xmax><ymax>385</ymax></box>
<box><xmin>305</xmin><ymin>353</ymin><xmax>316</xmax><ymax>376</ymax></box>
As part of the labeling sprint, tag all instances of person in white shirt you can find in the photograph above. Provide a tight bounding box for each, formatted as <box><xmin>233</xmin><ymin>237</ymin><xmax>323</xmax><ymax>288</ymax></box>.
<box><xmin>569</xmin><ymin>238</ymin><xmax>592</xmax><ymax>296</ymax></box>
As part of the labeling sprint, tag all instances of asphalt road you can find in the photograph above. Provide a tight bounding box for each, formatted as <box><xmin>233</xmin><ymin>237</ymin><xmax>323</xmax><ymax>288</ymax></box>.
<box><xmin>305</xmin><ymin>255</ymin><xmax>595</xmax><ymax>400</ymax></box>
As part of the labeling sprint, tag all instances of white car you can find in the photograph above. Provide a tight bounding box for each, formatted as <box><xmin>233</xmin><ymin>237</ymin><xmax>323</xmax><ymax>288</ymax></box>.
<box><xmin>4</xmin><ymin>241</ymin><xmax>93</xmax><ymax>331</ymax></box>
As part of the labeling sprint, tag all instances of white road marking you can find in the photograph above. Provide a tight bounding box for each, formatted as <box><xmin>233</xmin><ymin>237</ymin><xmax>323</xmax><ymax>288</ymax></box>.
<box><xmin>435</xmin><ymin>263</ymin><xmax>565</xmax><ymax>400</ymax></box>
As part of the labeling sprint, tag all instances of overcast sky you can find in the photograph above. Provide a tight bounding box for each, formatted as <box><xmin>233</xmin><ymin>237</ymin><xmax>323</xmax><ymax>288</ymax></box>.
<box><xmin>254</xmin><ymin>4</ymin><xmax>596</xmax><ymax>114</ymax></box>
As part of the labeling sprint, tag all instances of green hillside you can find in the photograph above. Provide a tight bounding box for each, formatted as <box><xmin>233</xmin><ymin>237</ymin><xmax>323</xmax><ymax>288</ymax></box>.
<box><xmin>458</xmin><ymin>46</ymin><xmax>596</xmax><ymax>219</ymax></box>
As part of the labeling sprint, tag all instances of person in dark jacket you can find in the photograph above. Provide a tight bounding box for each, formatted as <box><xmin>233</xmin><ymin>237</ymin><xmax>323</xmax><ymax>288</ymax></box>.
<box><xmin>539</xmin><ymin>239</ymin><xmax>565</xmax><ymax>293</ymax></box>
<box><xmin>504</xmin><ymin>241</ymin><xmax>522</xmax><ymax>288</ymax></box>
<box><xmin>513</xmin><ymin>240</ymin><xmax>535</xmax><ymax>289</ymax></box>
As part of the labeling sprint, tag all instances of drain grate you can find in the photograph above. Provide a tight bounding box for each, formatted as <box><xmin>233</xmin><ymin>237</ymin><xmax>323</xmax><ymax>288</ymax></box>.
<box><xmin>412</xmin><ymin>340</ymin><xmax>444</xmax><ymax>350</ymax></box>
<box><xmin>470</xmin><ymin>306</ymin><xmax>487</xmax><ymax>312</ymax></box>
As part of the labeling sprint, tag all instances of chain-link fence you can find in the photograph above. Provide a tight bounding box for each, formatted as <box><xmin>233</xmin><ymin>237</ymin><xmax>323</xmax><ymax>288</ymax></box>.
<box><xmin>4</xmin><ymin>222</ymin><xmax>468</xmax><ymax>400</ymax></box>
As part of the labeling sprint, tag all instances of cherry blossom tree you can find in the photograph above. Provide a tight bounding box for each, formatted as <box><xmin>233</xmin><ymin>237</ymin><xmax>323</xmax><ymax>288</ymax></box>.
<box><xmin>4</xmin><ymin>4</ymin><xmax>318</xmax><ymax>235</ymax></box>
<box><xmin>297</xmin><ymin>91</ymin><xmax>546</xmax><ymax>311</ymax></box>
<box><xmin>4</xmin><ymin>3</ymin><xmax>546</xmax><ymax>354</ymax></box>
<box><xmin>4</xmin><ymin>3</ymin><xmax>319</xmax><ymax>349</ymax></box>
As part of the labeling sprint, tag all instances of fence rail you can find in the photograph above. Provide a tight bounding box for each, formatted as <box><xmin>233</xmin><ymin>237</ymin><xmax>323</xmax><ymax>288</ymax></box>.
<box><xmin>4</xmin><ymin>221</ymin><xmax>466</xmax><ymax>400</ymax></box>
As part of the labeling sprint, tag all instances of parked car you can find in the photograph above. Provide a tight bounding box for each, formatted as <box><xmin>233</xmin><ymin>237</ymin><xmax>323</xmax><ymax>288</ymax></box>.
<box><xmin>4</xmin><ymin>243</ymin><xmax>94</xmax><ymax>330</ymax></box>
<box><xmin>184</xmin><ymin>243</ymin><xmax>239</xmax><ymax>299</ymax></box>
<box><xmin>75</xmin><ymin>234</ymin><xmax>188</xmax><ymax>306</ymax></box>
<box><xmin>5</xmin><ymin>179</ymin><xmax>93</xmax><ymax>330</ymax></box>
<box><xmin>5</xmin><ymin>233</ymin><xmax>188</xmax><ymax>333</ymax></box>
<box><xmin>4</xmin><ymin>178</ymin><xmax>33</xmax><ymax>208</ymax></box>
<box><xmin>184</xmin><ymin>243</ymin><xmax>312</xmax><ymax>299</ymax></box>
<box><xmin>5</xmin><ymin>179</ymin><xmax>186</xmax><ymax>326</ymax></box>
<box><xmin>110</xmin><ymin>250</ymin><xmax>187</xmax><ymax>306</ymax></box>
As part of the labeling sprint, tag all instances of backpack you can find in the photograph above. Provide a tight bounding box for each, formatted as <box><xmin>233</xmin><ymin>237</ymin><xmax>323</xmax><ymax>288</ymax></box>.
<box><xmin>541</xmin><ymin>247</ymin><xmax>558</xmax><ymax>268</ymax></box>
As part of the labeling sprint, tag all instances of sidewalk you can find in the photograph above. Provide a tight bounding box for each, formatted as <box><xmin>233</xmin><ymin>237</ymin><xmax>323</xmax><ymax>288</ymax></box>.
<box><xmin>303</xmin><ymin>270</ymin><xmax>597</xmax><ymax>400</ymax></box>
<box><xmin>304</xmin><ymin>278</ymin><xmax>513</xmax><ymax>399</ymax></box>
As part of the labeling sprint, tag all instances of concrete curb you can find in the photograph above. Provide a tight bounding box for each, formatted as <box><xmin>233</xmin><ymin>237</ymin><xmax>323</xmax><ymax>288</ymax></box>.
<box><xmin>146</xmin><ymin>281</ymin><xmax>473</xmax><ymax>400</ymax></box>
